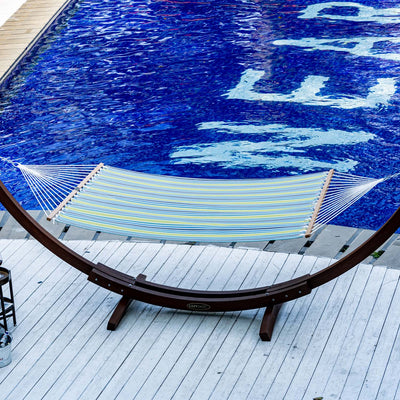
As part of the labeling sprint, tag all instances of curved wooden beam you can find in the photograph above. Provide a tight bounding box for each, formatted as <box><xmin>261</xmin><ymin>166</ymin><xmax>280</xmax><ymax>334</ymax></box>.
<box><xmin>0</xmin><ymin>178</ymin><xmax>399</xmax><ymax>339</ymax></box>
<box><xmin>309</xmin><ymin>206</ymin><xmax>400</xmax><ymax>288</ymax></box>
<box><xmin>0</xmin><ymin>180</ymin><xmax>95</xmax><ymax>276</ymax></box>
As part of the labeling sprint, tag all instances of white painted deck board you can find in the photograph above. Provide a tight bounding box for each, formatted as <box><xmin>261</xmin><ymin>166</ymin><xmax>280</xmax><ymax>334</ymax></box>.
<box><xmin>75</xmin><ymin>245</ymin><xmax>216</xmax><ymax>400</ymax></box>
<box><xmin>155</xmin><ymin>252</ymin><xmax>291</xmax><ymax>400</ymax></box>
<box><xmin>17</xmin><ymin>242</ymin><xmax>131</xmax><ymax>400</ymax></box>
<box><xmin>90</xmin><ymin>246</ymin><xmax>218</xmax><ymax>400</ymax></box>
<box><xmin>34</xmin><ymin>243</ymin><xmax>147</xmax><ymax>399</ymax></box>
<box><xmin>177</xmin><ymin>254</ymin><xmax>309</xmax><ymax>400</ymax></box>
<box><xmin>99</xmin><ymin>246</ymin><xmax>245</xmax><ymax>400</ymax></box>
<box><xmin>193</xmin><ymin>254</ymin><xmax>303</xmax><ymax>400</ymax></box>
<box><xmin>358</xmin><ymin>274</ymin><xmax>400</xmax><ymax>400</ymax></box>
<box><xmin>281</xmin><ymin>265</ymin><xmax>359</xmax><ymax>400</ymax></box>
<box><xmin>340</xmin><ymin>268</ymin><xmax>400</xmax><ymax>400</ymax></box>
<box><xmin>240</xmin><ymin>257</ymin><xmax>330</xmax><ymax>400</ymax></box>
<box><xmin>302</xmin><ymin>265</ymin><xmax>372</xmax><ymax>399</ymax></box>
<box><xmin>45</xmin><ymin>242</ymin><xmax>172</xmax><ymax>400</ymax></box>
<box><xmin>321</xmin><ymin>266</ymin><xmax>388</xmax><ymax>400</ymax></box>
<box><xmin>179</xmin><ymin>251</ymin><xmax>274</xmax><ymax>400</ymax></box>
<box><xmin>130</xmin><ymin>249</ymin><xmax>262</xmax><ymax>400</ymax></box>
<box><xmin>0</xmin><ymin>239</ymin><xmax>398</xmax><ymax>400</ymax></box>
<box><xmin>375</xmin><ymin>323</ymin><xmax>400</xmax><ymax>400</ymax></box>
<box><xmin>166</xmin><ymin>251</ymin><xmax>268</xmax><ymax>400</ymax></box>
<box><xmin>2</xmin><ymin>241</ymin><xmax>120</xmax><ymax>400</ymax></box>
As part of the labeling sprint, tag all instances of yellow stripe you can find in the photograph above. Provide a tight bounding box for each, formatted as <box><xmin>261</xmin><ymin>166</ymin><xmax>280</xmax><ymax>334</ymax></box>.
<box><xmin>81</xmin><ymin>193</ymin><xmax>306</xmax><ymax>213</ymax></box>
<box><xmin>66</xmin><ymin>205</ymin><xmax>308</xmax><ymax>227</ymax></box>
<box><xmin>59</xmin><ymin>213</ymin><xmax>305</xmax><ymax>238</ymax></box>
<box><xmin>103</xmin><ymin>170</ymin><xmax>327</xmax><ymax>192</ymax></box>
<box><xmin>73</xmin><ymin>199</ymin><xmax>311</xmax><ymax>219</ymax></box>
<box><xmin>93</xmin><ymin>180</ymin><xmax>322</xmax><ymax>198</ymax></box>
<box><xmin>89</xmin><ymin>186</ymin><xmax>319</xmax><ymax>205</ymax></box>
<box><xmin>107</xmin><ymin>167</ymin><xmax>328</xmax><ymax>188</ymax></box>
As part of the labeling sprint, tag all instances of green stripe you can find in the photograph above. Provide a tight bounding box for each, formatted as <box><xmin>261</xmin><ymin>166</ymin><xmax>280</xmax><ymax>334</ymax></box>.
<box><xmin>66</xmin><ymin>204</ymin><xmax>309</xmax><ymax>227</ymax></box>
<box><xmin>59</xmin><ymin>213</ymin><xmax>306</xmax><ymax>239</ymax></box>
<box><xmin>102</xmin><ymin>169</ymin><xmax>327</xmax><ymax>192</ymax></box>
<box><xmin>87</xmin><ymin>186</ymin><xmax>319</xmax><ymax>205</ymax></box>
<box><xmin>90</xmin><ymin>179</ymin><xmax>321</xmax><ymax>198</ymax></box>
<box><xmin>72</xmin><ymin>199</ymin><xmax>311</xmax><ymax>219</ymax></box>
<box><xmin>53</xmin><ymin>166</ymin><xmax>328</xmax><ymax>242</ymax></box>
<box><xmin>106</xmin><ymin>167</ymin><xmax>327</xmax><ymax>187</ymax></box>
<box><xmin>79</xmin><ymin>192</ymin><xmax>309</xmax><ymax>213</ymax></box>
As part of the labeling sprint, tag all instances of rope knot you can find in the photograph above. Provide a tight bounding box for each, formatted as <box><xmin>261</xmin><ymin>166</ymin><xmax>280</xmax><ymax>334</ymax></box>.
<box><xmin>0</xmin><ymin>157</ymin><xmax>21</xmax><ymax>168</ymax></box>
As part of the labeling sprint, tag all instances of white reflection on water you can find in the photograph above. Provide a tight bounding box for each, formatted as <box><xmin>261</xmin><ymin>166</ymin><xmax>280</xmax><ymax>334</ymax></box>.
<box><xmin>274</xmin><ymin>37</ymin><xmax>400</xmax><ymax>61</ymax></box>
<box><xmin>171</xmin><ymin>140</ymin><xmax>358</xmax><ymax>171</ymax></box>
<box><xmin>299</xmin><ymin>2</ymin><xmax>400</xmax><ymax>23</ymax></box>
<box><xmin>197</xmin><ymin>122</ymin><xmax>375</xmax><ymax>146</ymax></box>
<box><xmin>226</xmin><ymin>69</ymin><xmax>396</xmax><ymax>109</ymax></box>
<box><xmin>171</xmin><ymin>122</ymin><xmax>374</xmax><ymax>171</ymax></box>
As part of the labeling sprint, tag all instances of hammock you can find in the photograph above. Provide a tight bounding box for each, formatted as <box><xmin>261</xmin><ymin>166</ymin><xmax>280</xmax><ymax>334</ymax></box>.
<box><xmin>14</xmin><ymin>162</ymin><xmax>386</xmax><ymax>242</ymax></box>
<box><xmin>0</xmin><ymin>161</ymin><xmax>399</xmax><ymax>340</ymax></box>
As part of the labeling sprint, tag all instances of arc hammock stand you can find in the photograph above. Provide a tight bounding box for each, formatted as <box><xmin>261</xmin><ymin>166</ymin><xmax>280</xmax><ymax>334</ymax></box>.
<box><xmin>0</xmin><ymin>162</ymin><xmax>399</xmax><ymax>341</ymax></box>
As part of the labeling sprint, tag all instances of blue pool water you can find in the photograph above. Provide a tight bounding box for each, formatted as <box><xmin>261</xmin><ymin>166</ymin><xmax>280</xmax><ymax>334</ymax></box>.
<box><xmin>0</xmin><ymin>0</ymin><xmax>399</xmax><ymax>230</ymax></box>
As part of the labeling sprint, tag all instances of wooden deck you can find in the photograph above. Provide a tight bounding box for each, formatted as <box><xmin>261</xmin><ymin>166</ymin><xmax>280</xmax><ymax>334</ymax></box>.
<box><xmin>0</xmin><ymin>0</ymin><xmax>71</xmax><ymax>82</ymax></box>
<box><xmin>0</xmin><ymin>238</ymin><xmax>399</xmax><ymax>399</ymax></box>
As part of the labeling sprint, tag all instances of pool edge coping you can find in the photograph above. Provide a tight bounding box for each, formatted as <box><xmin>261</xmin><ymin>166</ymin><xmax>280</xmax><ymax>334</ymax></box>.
<box><xmin>0</xmin><ymin>0</ymin><xmax>79</xmax><ymax>87</ymax></box>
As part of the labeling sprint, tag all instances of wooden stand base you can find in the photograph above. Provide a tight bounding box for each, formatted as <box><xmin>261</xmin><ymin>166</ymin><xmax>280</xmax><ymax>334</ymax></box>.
<box><xmin>107</xmin><ymin>296</ymin><xmax>132</xmax><ymax>331</ymax></box>
<box><xmin>107</xmin><ymin>295</ymin><xmax>283</xmax><ymax>341</ymax></box>
<box><xmin>259</xmin><ymin>304</ymin><xmax>282</xmax><ymax>341</ymax></box>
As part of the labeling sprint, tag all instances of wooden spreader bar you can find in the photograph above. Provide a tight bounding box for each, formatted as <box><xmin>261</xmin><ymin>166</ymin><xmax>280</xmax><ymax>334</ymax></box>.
<box><xmin>47</xmin><ymin>163</ymin><xmax>104</xmax><ymax>221</ymax></box>
<box><xmin>0</xmin><ymin>178</ymin><xmax>400</xmax><ymax>341</ymax></box>
<box><xmin>305</xmin><ymin>168</ymin><xmax>334</xmax><ymax>237</ymax></box>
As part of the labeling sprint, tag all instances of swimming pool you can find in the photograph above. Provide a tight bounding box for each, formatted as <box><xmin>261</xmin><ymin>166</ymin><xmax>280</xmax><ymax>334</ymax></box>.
<box><xmin>0</xmin><ymin>0</ymin><xmax>399</xmax><ymax>231</ymax></box>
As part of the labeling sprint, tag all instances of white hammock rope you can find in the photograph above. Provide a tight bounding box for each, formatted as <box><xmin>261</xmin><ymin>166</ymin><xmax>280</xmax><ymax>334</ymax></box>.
<box><xmin>312</xmin><ymin>174</ymin><xmax>383</xmax><ymax>232</ymax></box>
<box><xmin>17</xmin><ymin>164</ymin><xmax>99</xmax><ymax>216</ymax></box>
<box><xmin>7</xmin><ymin>161</ymin><xmax>396</xmax><ymax>240</ymax></box>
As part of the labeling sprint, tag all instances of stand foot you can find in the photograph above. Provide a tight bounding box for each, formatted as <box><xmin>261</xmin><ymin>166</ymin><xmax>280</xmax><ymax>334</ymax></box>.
<box><xmin>107</xmin><ymin>296</ymin><xmax>132</xmax><ymax>331</ymax></box>
<box><xmin>259</xmin><ymin>304</ymin><xmax>282</xmax><ymax>341</ymax></box>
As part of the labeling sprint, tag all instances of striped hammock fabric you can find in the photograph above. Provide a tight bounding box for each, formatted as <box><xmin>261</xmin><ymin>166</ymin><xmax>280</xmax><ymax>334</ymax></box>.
<box><xmin>17</xmin><ymin>163</ymin><xmax>384</xmax><ymax>242</ymax></box>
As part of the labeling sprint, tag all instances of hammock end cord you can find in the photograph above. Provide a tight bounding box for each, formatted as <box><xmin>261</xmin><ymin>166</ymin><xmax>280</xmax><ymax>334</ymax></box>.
<box><xmin>382</xmin><ymin>171</ymin><xmax>400</xmax><ymax>182</ymax></box>
<box><xmin>306</xmin><ymin>169</ymin><xmax>400</xmax><ymax>237</ymax></box>
<box><xmin>0</xmin><ymin>159</ymin><xmax>105</xmax><ymax>221</ymax></box>
<box><xmin>0</xmin><ymin>156</ymin><xmax>23</xmax><ymax>169</ymax></box>
<box><xmin>46</xmin><ymin>163</ymin><xmax>105</xmax><ymax>221</ymax></box>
